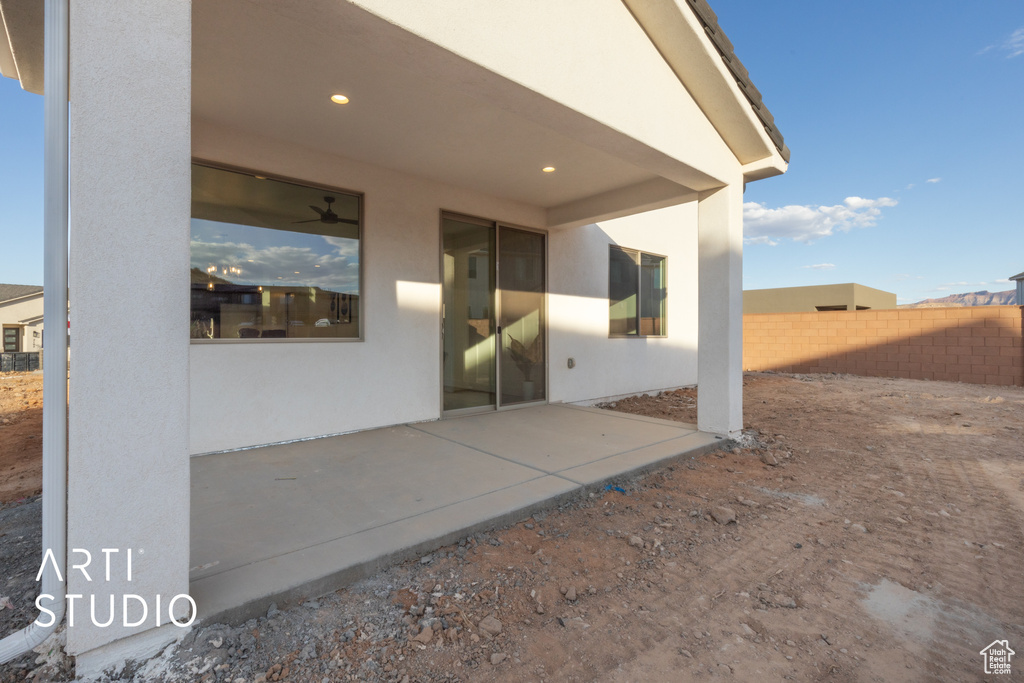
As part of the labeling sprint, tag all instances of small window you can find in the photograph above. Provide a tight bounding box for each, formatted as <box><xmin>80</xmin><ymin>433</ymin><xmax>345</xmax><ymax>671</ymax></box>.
<box><xmin>190</xmin><ymin>164</ymin><xmax>361</xmax><ymax>340</ymax></box>
<box><xmin>609</xmin><ymin>246</ymin><xmax>666</xmax><ymax>337</ymax></box>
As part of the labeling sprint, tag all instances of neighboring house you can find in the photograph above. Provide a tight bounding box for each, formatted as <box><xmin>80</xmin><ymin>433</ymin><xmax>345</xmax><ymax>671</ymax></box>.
<box><xmin>744</xmin><ymin>283</ymin><xmax>896</xmax><ymax>314</ymax></box>
<box><xmin>0</xmin><ymin>283</ymin><xmax>44</xmax><ymax>356</ymax></box>
<box><xmin>1</xmin><ymin>0</ymin><xmax>788</xmax><ymax>671</ymax></box>
<box><xmin>1012</xmin><ymin>271</ymin><xmax>1024</xmax><ymax>305</ymax></box>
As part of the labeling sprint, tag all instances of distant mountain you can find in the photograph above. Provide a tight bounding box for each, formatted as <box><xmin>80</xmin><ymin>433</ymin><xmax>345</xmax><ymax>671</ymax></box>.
<box><xmin>902</xmin><ymin>289</ymin><xmax>1017</xmax><ymax>308</ymax></box>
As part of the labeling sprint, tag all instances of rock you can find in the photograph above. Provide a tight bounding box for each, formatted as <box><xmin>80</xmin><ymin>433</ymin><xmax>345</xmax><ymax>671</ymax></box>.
<box><xmin>536</xmin><ymin>603</ymin><xmax>545</xmax><ymax>615</ymax></box>
<box><xmin>266</xmin><ymin>603</ymin><xmax>278</xmax><ymax>618</ymax></box>
<box><xmin>490</xmin><ymin>653</ymin><xmax>507</xmax><ymax>665</ymax></box>
<box><xmin>772</xmin><ymin>594</ymin><xmax>797</xmax><ymax>609</ymax></box>
<box><xmin>785</xmin><ymin>640</ymin><xmax>796</xmax><ymax>647</ymax></box>
<box><xmin>740</xmin><ymin>623</ymin><xmax>756</xmax><ymax>637</ymax></box>
<box><xmin>711</xmin><ymin>506</ymin><xmax>737</xmax><ymax>525</ymax></box>
<box><xmin>564</xmin><ymin>586</ymin><xmax>577</xmax><ymax>602</ymax></box>
<box><xmin>849</xmin><ymin>524</ymin><xmax>868</xmax><ymax>533</ymax></box>
<box><xmin>412</xmin><ymin>627</ymin><xmax>433</xmax><ymax>644</ymax></box>
<box><xmin>654</xmin><ymin>501</ymin><xmax>663</xmax><ymax>509</ymax></box>
<box><xmin>680</xmin><ymin>649</ymin><xmax>693</xmax><ymax>658</ymax></box>
<box><xmin>894</xmin><ymin>517</ymin><xmax>908</xmax><ymax>525</ymax></box>
<box><xmin>420</xmin><ymin>554</ymin><xmax>433</xmax><ymax>565</ymax></box>
<box><xmin>478</xmin><ymin>615</ymin><xmax>503</xmax><ymax>637</ymax></box>
<box><xmin>206</xmin><ymin>649</ymin><xmax>228</xmax><ymax>667</ymax></box>
<box><xmin>628</xmin><ymin>535</ymin><xmax>644</xmax><ymax>548</ymax></box>
<box><xmin>760</xmin><ymin>451</ymin><xmax>780</xmax><ymax>467</ymax></box>
<box><xmin>739</xmin><ymin>498</ymin><xmax>759</xmax><ymax>508</ymax></box>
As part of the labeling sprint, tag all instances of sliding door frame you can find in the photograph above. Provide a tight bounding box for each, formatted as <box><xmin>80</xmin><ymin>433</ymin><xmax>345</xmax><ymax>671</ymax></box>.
<box><xmin>439</xmin><ymin>211</ymin><xmax>548</xmax><ymax>417</ymax></box>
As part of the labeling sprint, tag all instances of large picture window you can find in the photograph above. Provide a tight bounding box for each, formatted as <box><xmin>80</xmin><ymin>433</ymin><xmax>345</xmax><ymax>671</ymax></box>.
<box><xmin>609</xmin><ymin>246</ymin><xmax>666</xmax><ymax>337</ymax></box>
<box><xmin>190</xmin><ymin>164</ymin><xmax>361</xmax><ymax>340</ymax></box>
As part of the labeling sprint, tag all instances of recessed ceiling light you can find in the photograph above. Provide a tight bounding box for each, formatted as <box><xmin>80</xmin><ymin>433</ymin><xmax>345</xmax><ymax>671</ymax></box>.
<box><xmin>330</xmin><ymin>94</ymin><xmax>350</xmax><ymax>105</ymax></box>
<box><xmin>542</xmin><ymin>166</ymin><xmax>556</xmax><ymax>173</ymax></box>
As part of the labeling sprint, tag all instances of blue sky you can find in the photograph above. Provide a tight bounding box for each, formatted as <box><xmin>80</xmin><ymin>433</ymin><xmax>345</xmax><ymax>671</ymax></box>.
<box><xmin>1</xmin><ymin>3</ymin><xmax>1022</xmax><ymax>303</ymax></box>
<box><xmin>715</xmin><ymin>2</ymin><xmax>1024</xmax><ymax>302</ymax></box>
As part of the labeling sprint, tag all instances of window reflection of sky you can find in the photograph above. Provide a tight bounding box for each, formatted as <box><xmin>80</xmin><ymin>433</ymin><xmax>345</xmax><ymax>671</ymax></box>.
<box><xmin>190</xmin><ymin>218</ymin><xmax>360</xmax><ymax>293</ymax></box>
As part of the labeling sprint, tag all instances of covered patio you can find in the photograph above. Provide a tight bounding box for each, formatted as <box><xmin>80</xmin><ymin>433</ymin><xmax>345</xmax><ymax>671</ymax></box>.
<box><xmin>189</xmin><ymin>404</ymin><xmax>723</xmax><ymax>624</ymax></box>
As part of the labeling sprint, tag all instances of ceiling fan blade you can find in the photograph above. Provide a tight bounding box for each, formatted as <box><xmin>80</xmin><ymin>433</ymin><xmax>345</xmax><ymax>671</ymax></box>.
<box><xmin>338</xmin><ymin>218</ymin><xmax>359</xmax><ymax>225</ymax></box>
<box><xmin>309</xmin><ymin>205</ymin><xmax>327</xmax><ymax>216</ymax></box>
<box><xmin>292</xmin><ymin>218</ymin><xmax>323</xmax><ymax>224</ymax></box>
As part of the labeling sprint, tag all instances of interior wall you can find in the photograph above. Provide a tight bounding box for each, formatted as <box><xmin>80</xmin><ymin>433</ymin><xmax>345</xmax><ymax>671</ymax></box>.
<box><xmin>189</xmin><ymin>122</ymin><xmax>545</xmax><ymax>454</ymax></box>
<box><xmin>547</xmin><ymin>202</ymin><xmax>699</xmax><ymax>404</ymax></box>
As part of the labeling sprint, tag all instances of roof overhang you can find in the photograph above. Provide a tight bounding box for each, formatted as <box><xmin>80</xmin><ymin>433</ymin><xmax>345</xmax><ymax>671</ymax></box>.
<box><xmin>623</xmin><ymin>0</ymin><xmax>788</xmax><ymax>183</ymax></box>
<box><xmin>3</xmin><ymin>0</ymin><xmax>787</xmax><ymax>226</ymax></box>
<box><xmin>0</xmin><ymin>0</ymin><xmax>42</xmax><ymax>93</ymax></box>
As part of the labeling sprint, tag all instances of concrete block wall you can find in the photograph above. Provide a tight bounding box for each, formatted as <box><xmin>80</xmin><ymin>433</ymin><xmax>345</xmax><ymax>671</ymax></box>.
<box><xmin>743</xmin><ymin>306</ymin><xmax>1024</xmax><ymax>387</ymax></box>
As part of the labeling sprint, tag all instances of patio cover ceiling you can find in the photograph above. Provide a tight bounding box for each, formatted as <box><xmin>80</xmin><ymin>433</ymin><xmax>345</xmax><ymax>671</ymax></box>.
<box><xmin>191</xmin><ymin>0</ymin><xmax>714</xmax><ymax>225</ymax></box>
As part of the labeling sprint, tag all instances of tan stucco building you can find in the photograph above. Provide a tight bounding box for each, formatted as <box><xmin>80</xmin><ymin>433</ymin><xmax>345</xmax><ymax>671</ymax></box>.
<box><xmin>744</xmin><ymin>283</ymin><xmax>897</xmax><ymax>314</ymax></box>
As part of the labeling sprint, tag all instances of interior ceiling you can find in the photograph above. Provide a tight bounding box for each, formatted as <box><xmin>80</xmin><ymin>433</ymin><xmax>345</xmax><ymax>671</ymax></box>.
<box><xmin>192</xmin><ymin>0</ymin><xmax>664</xmax><ymax>211</ymax></box>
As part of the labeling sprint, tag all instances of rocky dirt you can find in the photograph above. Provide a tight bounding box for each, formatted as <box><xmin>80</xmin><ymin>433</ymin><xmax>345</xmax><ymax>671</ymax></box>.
<box><xmin>1</xmin><ymin>372</ymin><xmax>1023</xmax><ymax>682</ymax></box>
<box><xmin>0</xmin><ymin>372</ymin><xmax>42</xmax><ymax>503</ymax></box>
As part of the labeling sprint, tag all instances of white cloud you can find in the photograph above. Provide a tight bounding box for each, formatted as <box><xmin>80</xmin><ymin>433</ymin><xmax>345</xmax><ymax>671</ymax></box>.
<box><xmin>926</xmin><ymin>177</ymin><xmax>942</xmax><ymax>184</ymax></box>
<box><xmin>801</xmin><ymin>263</ymin><xmax>836</xmax><ymax>270</ymax></box>
<box><xmin>190</xmin><ymin>240</ymin><xmax>359</xmax><ymax>292</ymax></box>
<box><xmin>743</xmin><ymin>196</ymin><xmax>897</xmax><ymax>245</ymax></box>
<box><xmin>980</xmin><ymin>27</ymin><xmax>1024</xmax><ymax>58</ymax></box>
<box><xmin>1006</xmin><ymin>27</ymin><xmax>1024</xmax><ymax>57</ymax></box>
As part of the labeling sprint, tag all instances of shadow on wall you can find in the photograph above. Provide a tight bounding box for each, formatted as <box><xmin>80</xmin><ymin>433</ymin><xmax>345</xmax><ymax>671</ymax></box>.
<box><xmin>743</xmin><ymin>307</ymin><xmax>1024</xmax><ymax>387</ymax></box>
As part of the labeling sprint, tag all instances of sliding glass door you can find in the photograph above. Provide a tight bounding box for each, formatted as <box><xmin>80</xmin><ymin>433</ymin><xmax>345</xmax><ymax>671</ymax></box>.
<box><xmin>442</xmin><ymin>216</ymin><xmax>496</xmax><ymax>412</ymax></box>
<box><xmin>441</xmin><ymin>216</ymin><xmax>546</xmax><ymax>413</ymax></box>
<box><xmin>498</xmin><ymin>227</ymin><xmax>546</xmax><ymax>405</ymax></box>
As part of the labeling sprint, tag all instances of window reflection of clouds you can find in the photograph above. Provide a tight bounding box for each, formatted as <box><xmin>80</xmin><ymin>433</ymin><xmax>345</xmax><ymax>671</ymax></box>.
<box><xmin>190</xmin><ymin>219</ymin><xmax>359</xmax><ymax>292</ymax></box>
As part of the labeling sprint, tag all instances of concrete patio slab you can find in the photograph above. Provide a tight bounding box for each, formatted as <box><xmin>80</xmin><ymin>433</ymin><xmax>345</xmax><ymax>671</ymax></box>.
<box><xmin>189</xmin><ymin>404</ymin><xmax>726</xmax><ymax>625</ymax></box>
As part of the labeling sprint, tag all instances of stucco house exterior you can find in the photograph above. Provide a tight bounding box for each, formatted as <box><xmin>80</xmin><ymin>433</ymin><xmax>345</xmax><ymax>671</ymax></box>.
<box><xmin>0</xmin><ymin>284</ymin><xmax>44</xmax><ymax>362</ymax></box>
<box><xmin>1</xmin><ymin>0</ymin><xmax>788</xmax><ymax>673</ymax></box>
<box><xmin>744</xmin><ymin>283</ymin><xmax>897</xmax><ymax>314</ymax></box>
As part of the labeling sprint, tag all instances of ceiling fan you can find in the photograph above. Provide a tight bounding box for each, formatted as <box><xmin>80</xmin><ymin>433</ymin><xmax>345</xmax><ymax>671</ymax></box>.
<box><xmin>293</xmin><ymin>196</ymin><xmax>358</xmax><ymax>225</ymax></box>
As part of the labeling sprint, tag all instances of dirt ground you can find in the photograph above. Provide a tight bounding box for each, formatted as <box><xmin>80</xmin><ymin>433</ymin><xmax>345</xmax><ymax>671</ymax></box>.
<box><xmin>1</xmin><ymin>371</ymin><xmax>1023</xmax><ymax>682</ymax></box>
<box><xmin>0</xmin><ymin>372</ymin><xmax>42</xmax><ymax>503</ymax></box>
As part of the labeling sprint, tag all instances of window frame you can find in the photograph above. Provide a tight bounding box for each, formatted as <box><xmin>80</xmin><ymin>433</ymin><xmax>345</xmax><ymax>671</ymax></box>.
<box><xmin>189</xmin><ymin>159</ymin><xmax>365</xmax><ymax>343</ymax></box>
<box><xmin>608</xmin><ymin>245</ymin><xmax>667</xmax><ymax>339</ymax></box>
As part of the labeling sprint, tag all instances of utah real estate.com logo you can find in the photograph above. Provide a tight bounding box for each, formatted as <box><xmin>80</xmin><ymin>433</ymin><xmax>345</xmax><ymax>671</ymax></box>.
<box><xmin>980</xmin><ymin>640</ymin><xmax>1014</xmax><ymax>676</ymax></box>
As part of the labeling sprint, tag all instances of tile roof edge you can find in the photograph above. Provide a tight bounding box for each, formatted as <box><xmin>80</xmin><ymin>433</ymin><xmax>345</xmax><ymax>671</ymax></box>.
<box><xmin>684</xmin><ymin>0</ymin><xmax>789</xmax><ymax>163</ymax></box>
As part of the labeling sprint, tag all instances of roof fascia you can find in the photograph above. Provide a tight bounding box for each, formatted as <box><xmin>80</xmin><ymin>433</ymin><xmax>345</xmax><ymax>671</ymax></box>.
<box><xmin>624</xmin><ymin>0</ymin><xmax>788</xmax><ymax>179</ymax></box>
<box><xmin>0</xmin><ymin>290</ymin><xmax>44</xmax><ymax>306</ymax></box>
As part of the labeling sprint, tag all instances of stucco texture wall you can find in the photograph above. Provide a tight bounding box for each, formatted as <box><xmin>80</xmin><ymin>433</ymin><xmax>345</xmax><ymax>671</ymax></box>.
<box><xmin>548</xmin><ymin>203</ymin><xmax>699</xmax><ymax>404</ymax></box>
<box><xmin>190</xmin><ymin>124</ymin><xmax>704</xmax><ymax>453</ymax></box>
<box><xmin>743</xmin><ymin>306</ymin><xmax>1024</xmax><ymax>386</ymax></box>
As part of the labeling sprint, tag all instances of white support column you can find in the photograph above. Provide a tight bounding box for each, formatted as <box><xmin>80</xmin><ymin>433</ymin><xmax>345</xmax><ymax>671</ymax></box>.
<box><xmin>67</xmin><ymin>0</ymin><xmax>192</xmax><ymax>669</ymax></box>
<box><xmin>697</xmin><ymin>181</ymin><xmax>743</xmax><ymax>437</ymax></box>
